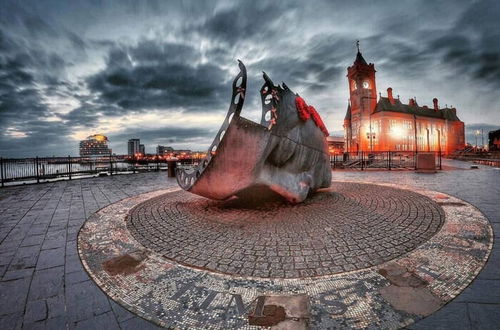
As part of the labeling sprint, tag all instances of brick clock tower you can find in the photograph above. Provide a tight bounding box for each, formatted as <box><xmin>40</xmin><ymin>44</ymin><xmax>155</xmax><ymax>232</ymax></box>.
<box><xmin>344</xmin><ymin>42</ymin><xmax>377</xmax><ymax>152</ymax></box>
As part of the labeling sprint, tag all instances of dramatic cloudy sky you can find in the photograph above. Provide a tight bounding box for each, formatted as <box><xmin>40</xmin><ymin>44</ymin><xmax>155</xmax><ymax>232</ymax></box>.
<box><xmin>1</xmin><ymin>0</ymin><xmax>499</xmax><ymax>157</ymax></box>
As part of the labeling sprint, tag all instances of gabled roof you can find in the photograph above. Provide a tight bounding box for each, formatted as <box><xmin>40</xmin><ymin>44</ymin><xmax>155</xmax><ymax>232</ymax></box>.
<box><xmin>344</xmin><ymin>103</ymin><xmax>351</xmax><ymax>121</ymax></box>
<box><xmin>375</xmin><ymin>97</ymin><xmax>461</xmax><ymax>121</ymax></box>
<box><xmin>354</xmin><ymin>51</ymin><xmax>368</xmax><ymax>66</ymax></box>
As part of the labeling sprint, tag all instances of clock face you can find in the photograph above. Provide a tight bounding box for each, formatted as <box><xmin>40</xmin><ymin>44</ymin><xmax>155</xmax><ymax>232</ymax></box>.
<box><xmin>363</xmin><ymin>81</ymin><xmax>370</xmax><ymax>89</ymax></box>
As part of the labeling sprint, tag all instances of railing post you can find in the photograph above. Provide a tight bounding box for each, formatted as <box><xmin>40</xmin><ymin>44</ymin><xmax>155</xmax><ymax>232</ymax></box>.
<box><xmin>36</xmin><ymin>156</ymin><xmax>40</xmax><ymax>184</ymax></box>
<box><xmin>109</xmin><ymin>153</ymin><xmax>113</xmax><ymax>176</ymax></box>
<box><xmin>68</xmin><ymin>155</ymin><xmax>72</xmax><ymax>180</ymax></box>
<box><xmin>1</xmin><ymin>157</ymin><xmax>4</xmax><ymax>188</ymax></box>
<box><xmin>388</xmin><ymin>151</ymin><xmax>391</xmax><ymax>170</ymax></box>
<box><xmin>361</xmin><ymin>151</ymin><xmax>364</xmax><ymax>171</ymax></box>
<box><xmin>156</xmin><ymin>153</ymin><xmax>159</xmax><ymax>171</ymax></box>
<box><xmin>439</xmin><ymin>151</ymin><xmax>442</xmax><ymax>170</ymax></box>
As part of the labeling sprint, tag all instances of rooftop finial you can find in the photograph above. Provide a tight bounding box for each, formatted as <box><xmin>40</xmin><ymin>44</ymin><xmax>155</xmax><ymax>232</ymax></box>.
<box><xmin>356</xmin><ymin>40</ymin><xmax>360</xmax><ymax>53</ymax></box>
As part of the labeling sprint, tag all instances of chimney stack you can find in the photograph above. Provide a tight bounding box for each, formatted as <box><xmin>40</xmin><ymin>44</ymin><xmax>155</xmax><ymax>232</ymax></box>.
<box><xmin>387</xmin><ymin>87</ymin><xmax>394</xmax><ymax>104</ymax></box>
<box><xmin>433</xmin><ymin>98</ymin><xmax>439</xmax><ymax>111</ymax></box>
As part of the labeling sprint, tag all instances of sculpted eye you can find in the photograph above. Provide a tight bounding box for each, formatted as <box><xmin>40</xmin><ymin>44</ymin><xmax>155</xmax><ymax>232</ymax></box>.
<box><xmin>264</xmin><ymin>94</ymin><xmax>272</xmax><ymax>105</ymax></box>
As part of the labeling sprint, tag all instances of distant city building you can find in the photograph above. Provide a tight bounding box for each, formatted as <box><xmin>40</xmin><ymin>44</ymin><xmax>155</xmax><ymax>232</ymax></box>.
<box><xmin>128</xmin><ymin>139</ymin><xmax>140</xmax><ymax>157</ymax></box>
<box><xmin>139</xmin><ymin>144</ymin><xmax>145</xmax><ymax>155</ymax></box>
<box><xmin>174</xmin><ymin>149</ymin><xmax>191</xmax><ymax>155</ymax></box>
<box><xmin>326</xmin><ymin>136</ymin><xmax>344</xmax><ymax>155</ymax></box>
<box><xmin>489</xmin><ymin>129</ymin><xmax>500</xmax><ymax>151</ymax></box>
<box><xmin>343</xmin><ymin>47</ymin><xmax>465</xmax><ymax>155</ymax></box>
<box><xmin>157</xmin><ymin>145</ymin><xmax>174</xmax><ymax>155</ymax></box>
<box><xmin>79</xmin><ymin>134</ymin><xmax>111</xmax><ymax>157</ymax></box>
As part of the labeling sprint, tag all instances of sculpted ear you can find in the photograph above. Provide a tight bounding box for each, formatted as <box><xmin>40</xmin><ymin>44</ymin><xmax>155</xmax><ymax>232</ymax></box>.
<box><xmin>176</xmin><ymin>60</ymin><xmax>247</xmax><ymax>190</ymax></box>
<box><xmin>260</xmin><ymin>72</ymin><xmax>276</xmax><ymax>127</ymax></box>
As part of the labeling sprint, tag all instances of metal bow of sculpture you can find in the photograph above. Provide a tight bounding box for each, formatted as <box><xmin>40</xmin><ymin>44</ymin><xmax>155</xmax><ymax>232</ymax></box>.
<box><xmin>176</xmin><ymin>61</ymin><xmax>331</xmax><ymax>203</ymax></box>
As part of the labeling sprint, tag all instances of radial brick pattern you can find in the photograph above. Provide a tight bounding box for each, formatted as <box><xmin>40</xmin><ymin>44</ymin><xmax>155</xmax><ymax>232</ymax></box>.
<box><xmin>127</xmin><ymin>183</ymin><xmax>444</xmax><ymax>278</ymax></box>
<box><xmin>126</xmin><ymin>182</ymin><xmax>445</xmax><ymax>278</ymax></box>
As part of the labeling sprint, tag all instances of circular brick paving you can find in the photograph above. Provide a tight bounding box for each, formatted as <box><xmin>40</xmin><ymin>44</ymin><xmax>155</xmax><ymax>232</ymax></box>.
<box><xmin>127</xmin><ymin>182</ymin><xmax>444</xmax><ymax>278</ymax></box>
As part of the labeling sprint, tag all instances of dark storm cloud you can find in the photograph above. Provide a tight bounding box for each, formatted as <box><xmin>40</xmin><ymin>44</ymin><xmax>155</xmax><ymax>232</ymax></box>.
<box><xmin>0</xmin><ymin>119</ymin><xmax>73</xmax><ymax>156</ymax></box>
<box><xmin>189</xmin><ymin>1</ymin><xmax>280</xmax><ymax>44</ymax></box>
<box><xmin>81</xmin><ymin>40</ymin><xmax>229</xmax><ymax>114</ymax></box>
<box><xmin>1</xmin><ymin>0</ymin><xmax>500</xmax><ymax>157</ymax></box>
<box><xmin>0</xmin><ymin>3</ymin><xmax>83</xmax><ymax>156</ymax></box>
<box><xmin>371</xmin><ymin>0</ymin><xmax>500</xmax><ymax>88</ymax></box>
<box><xmin>0</xmin><ymin>29</ymin><xmax>60</xmax><ymax>124</ymax></box>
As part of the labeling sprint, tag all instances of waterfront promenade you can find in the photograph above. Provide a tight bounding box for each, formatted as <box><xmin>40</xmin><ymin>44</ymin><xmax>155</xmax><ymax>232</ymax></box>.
<box><xmin>0</xmin><ymin>160</ymin><xmax>499</xmax><ymax>329</ymax></box>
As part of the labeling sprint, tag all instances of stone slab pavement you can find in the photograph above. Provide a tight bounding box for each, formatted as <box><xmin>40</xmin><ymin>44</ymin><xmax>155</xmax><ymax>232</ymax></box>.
<box><xmin>0</xmin><ymin>160</ymin><xmax>498</xmax><ymax>329</ymax></box>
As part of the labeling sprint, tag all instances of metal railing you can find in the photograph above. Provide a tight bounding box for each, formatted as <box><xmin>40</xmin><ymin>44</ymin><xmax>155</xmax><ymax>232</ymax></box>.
<box><xmin>0</xmin><ymin>155</ymin><xmax>197</xmax><ymax>187</ymax></box>
<box><xmin>330</xmin><ymin>151</ymin><xmax>442</xmax><ymax>170</ymax></box>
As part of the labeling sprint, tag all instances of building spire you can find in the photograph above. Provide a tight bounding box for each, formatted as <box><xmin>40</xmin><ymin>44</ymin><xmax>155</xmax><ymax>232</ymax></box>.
<box><xmin>354</xmin><ymin>40</ymin><xmax>368</xmax><ymax>66</ymax></box>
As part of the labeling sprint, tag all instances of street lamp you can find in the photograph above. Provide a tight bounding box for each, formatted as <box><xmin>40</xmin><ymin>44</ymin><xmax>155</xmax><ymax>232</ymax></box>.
<box><xmin>361</xmin><ymin>96</ymin><xmax>377</xmax><ymax>152</ymax></box>
<box><xmin>475</xmin><ymin>130</ymin><xmax>481</xmax><ymax>149</ymax></box>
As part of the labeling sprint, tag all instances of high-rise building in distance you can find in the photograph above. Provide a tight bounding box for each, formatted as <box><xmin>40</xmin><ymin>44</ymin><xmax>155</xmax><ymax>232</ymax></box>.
<box><xmin>128</xmin><ymin>139</ymin><xmax>140</xmax><ymax>156</ymax></box>
<box><xmin>139</xmin><ymin>144</ymin><xmax>145</xmax><ymax>155</ymax></box>
<box><xmin>79</xmin><ymin>134</ymin><xmax>112</xmax><ymax>157</ymax></box>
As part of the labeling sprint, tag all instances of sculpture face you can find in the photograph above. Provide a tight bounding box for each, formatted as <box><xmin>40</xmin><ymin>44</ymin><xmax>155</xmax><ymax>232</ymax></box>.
<box><xmin>176</xmin><ymin>61</ymin><xmax>331</xmax><ymax>203</ymax></box>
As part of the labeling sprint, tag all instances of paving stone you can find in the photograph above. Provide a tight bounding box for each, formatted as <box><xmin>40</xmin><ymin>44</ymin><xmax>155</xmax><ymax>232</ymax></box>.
<box><xmin>36</xmin><ymin>247</ymin><xmax>65</xmax><ymax>270</ymax></box>
<box><xmin>109</xmin><ymin>300</ymin><xmax>134</xmax><ymax>323</ymax></box>
<box><xmin>65</xmin><ymin>241</ymin><xmax>78</xmax><ymax>256</ymax></box>
<box><xmin>0</xmin><ymin>250</ymin><xmax>15</xmax><ymax>266</ymax></box>
<box><xmin>24</xmin><ymin>300</ymin><xmax>47</xmax><ymax>324</ymax></box>
<box><xmin>454</xmin><ymin>280</ymin><xmax>500</xmax><ymax>304</ymax></box>
<box><xmin>22</xmin><ymin>320</ymin><xmax>48</xmax><ymax>330</ymax></box>
<box><xmin>409</xmin><ymin>303</ymin><xmax>471</xmax><ymax>329</ymax></box>
<box><xmin>468</xmin><ymin>303</ymin><xmax>500</xmax><ymax>330</ymax></box>
<box><xmin>66</xmin><ymin>281</ymin><xmax>112</xmax><ymax>322</ymax></box>
<box><xmin>64</xmin><ymin>254</ymin><xmax>83</xmax><ymax>274</ymax></box>
<box><xmin>0</xmin><ymin>264</ymin><xmax>6</xmax><ymax>278</ymax></box>
<box><xmin>0</xmin><ymin>240</ymin><xmax>21</xmax><ymax>252</ymax></box>
<box><xmin>0</xmin><ymin>312</ymin><xmax>23</xmax><ymax>330</ymax></box>
<box><xmin>9</xmin><ymin>246</ymin><xmax>40</xmax><ymax>270</ymax></box>
<box><xmin>28</xmin><ymin>266</ymin><xmax>65</xmax><ymax>301</ymax></box>
<box><xmin>20</xmin><ymin>235</ymin><xmax>45</xmax><ymax>247</ymax></box>
<box><xmin>65</xmin><ymin>270</ymin><xmax>89</xmax><ymax>286</ymax></box>
<box><xmin>476</xmin><ymin>252</ymin><xmax>500</xmax><ymax>280</ymax></box>
<box><xmin>0</xmin><ymin>277</ymin><xmax>31</xmax><ymax>315</ymax></box>
<box><xmin>119</xmin><ymin>316</ymin><xmax>162</xmax><ymax>330</ymax></box>
<box><xmin>2</xmin><ymin>268</ymin><xmax>35</xmax><ymax>281</ymax></box>
<box><xmin>46</xmin><ymin>294</ymin><xmax>66</xmax><ymax>319</ymax></box>
<box><xmin>43</xmin><ymin>316</ymin><xmax>67</xmax><ymax>330</ymax></box>
<box><xmin>70</xmin><ymin>311</ymin><xmax>119</xmax><ymax>330</ymax></box>
<box><xmin>41</xmin><ymin>238</ymin><xmax>65</xmax><ymax>250</ymax></box>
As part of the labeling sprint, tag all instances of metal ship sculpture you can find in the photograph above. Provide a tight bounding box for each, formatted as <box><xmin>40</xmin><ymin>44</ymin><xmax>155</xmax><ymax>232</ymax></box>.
<box><xmin>176</xmin><ymin>61</ymin><xmax>331</xmax><ymax>203</ymax></box>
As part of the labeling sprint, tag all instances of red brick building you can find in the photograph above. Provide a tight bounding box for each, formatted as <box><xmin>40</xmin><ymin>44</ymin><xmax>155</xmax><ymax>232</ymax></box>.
<box><xmin>343</xmin><ymin>49</ymin><xmax>465</xmax><ymax>154</ymax></box>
